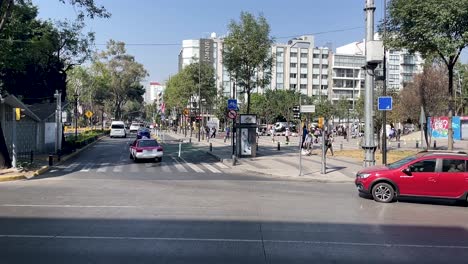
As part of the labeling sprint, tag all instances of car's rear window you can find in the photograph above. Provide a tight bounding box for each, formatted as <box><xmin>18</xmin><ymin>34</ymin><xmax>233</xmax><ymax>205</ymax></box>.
<box><xmin>387</xmin><ymin>155</ymin><xmax>418</xmax><ymax>169</ymax></box>
<box><xmin>138</xmin><ymin>140</ymin><xmax>159</xmax><ymax>147</ymax></box>
<box><xmin>111</xmin><ymin>124</ymin><xmax>124</xmax><ymax>129</ymax></box>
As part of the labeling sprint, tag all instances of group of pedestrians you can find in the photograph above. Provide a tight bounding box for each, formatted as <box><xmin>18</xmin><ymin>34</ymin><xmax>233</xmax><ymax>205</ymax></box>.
<box><xmin>301</xmin><ymin>125</ymin><xmax>334</xmax><ymax>156</ymax></box>
<box><xmin>204</xmin><ymin>126</ymin><xmax>217</xmax><ymax>141</ymax></box>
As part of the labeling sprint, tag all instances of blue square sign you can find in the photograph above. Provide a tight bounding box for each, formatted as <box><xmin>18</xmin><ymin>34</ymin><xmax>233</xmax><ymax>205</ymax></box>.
<box><xmin>378</xmin><ymin>96</ymin><xmax>392</xmax><ymax>111</ymax></box>
<box><xmin>227</xmin><ymin>99</ymin><xmax>238</xmax><ymax>110</ymax></box>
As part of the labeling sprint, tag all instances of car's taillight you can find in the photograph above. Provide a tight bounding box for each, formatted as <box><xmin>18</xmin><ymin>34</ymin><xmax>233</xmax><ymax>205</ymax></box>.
<box><xmin>136</xmin><ymin>148</ymin><xmax>143</xmax><ymax>152</ymax></box>
<box><xmin>157</xmin><ymin>147</ymin><xmax>163</xmax><ymax>151</ymax></box>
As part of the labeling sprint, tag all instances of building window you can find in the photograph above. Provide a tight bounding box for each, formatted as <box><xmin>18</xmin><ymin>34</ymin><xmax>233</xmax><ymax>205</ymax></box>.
<box><xmin>313</xmin><ymin>64</ymin><xmax>320</xmax><ymax>69</ymax></box>
<box><xmin>277</xmin><ymin>83</ymin><xmax>284</xmax><ymax>89</ymax></box>
<box><xmin>277</xmin><ymin>73</ymin><xmax>283</xmax><ymax>79</ymax></box>
<box><xmin>300</xmin><ymin>63</ymin><xmax>308</xmax><ymax>68</ymax></box>
<box><xmin>313</xmin><ymin>74</ymin><xmax>319</xmax><ymax>79</ymax></box>
<box><xmin>322</xmin><ymin>75</ymin><xmax>328</xmax><ymax>79</ymax></box>
<box><xmin>313</xmin><ymin>85</ymin><xmax>319</xmax><ymax>90</ymax></box>
<box><xmin>300</xmin><ymin>53</ymin><xmax>308</xmax><ymax>58</ymax></box>
<box><xmin>300</xmin><ymin>73</ymin><xmax>307</xmax><ymax>78</ymax></box>
<box><xmin>313</xmin><ymin>54</ymin><xmax>320</xmax><ymax>58</ymax></box>
<box><xmin>300</xmin><ymin>84</ymin><xmax>307</xmax><ymax>89</ymax></box>
<box><xmin>290</xmin><ymin>63</ymin><xmax>297</xmax><ymax>68</ymax></box>
<box><xmin>322</xmin><ymin>64</ymin><xmax>328</xmax><ymax>69</ymax></box>
<box><xmin>290</xmin><ymin>73</ymin><xmax>297</xmax><ymax>78</ymax></box>
<box><xmin>389</xmin><ymin>65</ymin><xmax>399</xmax><ymax>70</ymax></box>
<box><xmin>290</xmin><ymin>84</ymin><xmax>297</xmax><ymax>89</ymax></box>
<box><xmin>277</xmin><ymin>62</ymin><xmax>284</xmax><ymax>68</ymax></box>
<box><xmin>321</xmin><ymin>85</ymin><xmax>328</xmax><ymax>90</ymax></box>
<box><xmin>322</xmin><ymin>54</ymin><xmax>329</xmax><ymax>59</ymax></box>
<box><xmin>290</xmin><ymin>52</ymin><xmax>297</xmax><ymax>57</ymax></box>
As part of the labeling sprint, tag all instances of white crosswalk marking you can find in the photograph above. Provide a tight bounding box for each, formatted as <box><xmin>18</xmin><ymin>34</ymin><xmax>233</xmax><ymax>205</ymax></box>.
<box><xmin>185</xmin><ymin>162</ymin><xmax>204</xmax><ymax>173</ymax></box>
<box><xmin>201</xmin><ymin>163</ymin><xmax>221</xmax><ymax>173</ymax></box>
<box><xmin>64</xmin><ymin>163</ymin><xmax>79</xmax><ymax>172</ymax></box>
<box><xmin>161</xmin><ymin>165</ymin><xmax>171</xmax><ymax>173</ymax></box>
<box><xmin>174</xmin><ymin>163</ymin><xmax>188</xmax><ymax>172</ymax></box>
<box><xmin>96</xmin><ymin>163</ymin><xmax>109</xmax><ymax>173</ymax></box>
<box><xmin>80</xmin><ymin>163</ymin><xmax>94</xmax><ymax>172</ymax></box>
<box><xmin>216</xmin><ymin>162</ymin><xmax>229</xmax><ymax>169</ymax></box>
<box><xmin>113</xmin><ymin>165</ymin><xmax>123</xmax><ymax>172</ymax></box>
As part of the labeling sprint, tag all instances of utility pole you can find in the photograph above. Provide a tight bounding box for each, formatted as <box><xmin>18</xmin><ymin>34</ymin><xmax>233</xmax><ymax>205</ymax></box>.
<box><xmin>198</xmin><ymin>60</ymin><xmax>201</xmax><ymax>142</ymax></box>
<box><xmin>74</xmin><ymin>93</ymin><xmax>78</xmax><ymax>141</ymax></box>
<box><xmin>12</xmin><ymin>111</ymin><xmax>17</xmax><ymax>168</ymax></box>
<box><xmin>54</xmin><ymin>90</ymin><xmax>62</xmax><ymax>154</ymax></box>
<box><xmin>381</xmin><ymin>0</ymin><xmax>388</xmax><ymax>165</ymax></box>
<box><xmin>363</xmin><ymin>0</ymin><xmax>377</xmax><ymax>167</ymax></box>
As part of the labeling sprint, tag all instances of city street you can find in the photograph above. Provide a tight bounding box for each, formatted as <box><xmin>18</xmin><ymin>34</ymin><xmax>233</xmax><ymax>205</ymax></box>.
<box><xmin>0</xmin><ymin>135</ymin><xmax>467</xmax><ymax>263</ymax></box>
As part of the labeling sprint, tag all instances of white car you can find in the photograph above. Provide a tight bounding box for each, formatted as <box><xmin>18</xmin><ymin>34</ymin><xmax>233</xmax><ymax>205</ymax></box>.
<box><xmin>129</xmin><ymin>139</ymin><xmax>163</xmax><ymax>162</ymax></box>
<box><xmin>110</xmin><ymin>121</ymin><xmax>126</xmax><ymax>138</ymax></box>
<box><xmin>129</xmin><ymin>123</ymin><xmax>142</xmax><ymax>133</ymax></box>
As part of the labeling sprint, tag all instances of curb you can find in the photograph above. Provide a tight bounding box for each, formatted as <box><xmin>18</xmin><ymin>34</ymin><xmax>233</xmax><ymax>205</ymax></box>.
<box><xmin>0</xmin><ymin>136</ymin><xmax>105</xmax><ymax>183</ymax></box>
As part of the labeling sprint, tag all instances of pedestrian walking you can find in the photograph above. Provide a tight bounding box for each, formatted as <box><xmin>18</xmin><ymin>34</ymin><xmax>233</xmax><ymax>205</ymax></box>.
<box><xmin>270</xmin><ymin>126</ymin><xmax>276</xmax><ymax>142</ymax></box>
<box><xmin>285</xmin><ymin>127</ymin><xmax>291</xmax><ymax>145</ymax></box>
<box><xmin>301</xmin><ymin>125</ymin><xmax>308</xmax><ymax>149</ymax></box>
<box><xmin>325</xmin><ymin>132</ymin><xmax>334</xmax><ymax>156</ymax></box>
<box><xmin>224</xmin><ymin>127</ymin><xmax>230</xmax><ymax>143</ymax></box>
<box><xmin>205</xmin><ymin>126</ymin><xmax>210</xmax><ymax>142</ymax></box>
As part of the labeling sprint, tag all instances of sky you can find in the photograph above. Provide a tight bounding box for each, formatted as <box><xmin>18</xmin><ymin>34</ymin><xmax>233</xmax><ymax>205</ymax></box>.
<box><xmin>33</xmin><ymin>0</ymin><xmax>468</xmax><ymax>85</ymax></box>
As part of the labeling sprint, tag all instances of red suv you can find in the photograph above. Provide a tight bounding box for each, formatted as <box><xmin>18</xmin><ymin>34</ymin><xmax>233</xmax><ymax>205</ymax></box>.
<box><xmin>355</xmin><ymin>151</ymin><xmax>468</xmax><ymax>203</ymax></box>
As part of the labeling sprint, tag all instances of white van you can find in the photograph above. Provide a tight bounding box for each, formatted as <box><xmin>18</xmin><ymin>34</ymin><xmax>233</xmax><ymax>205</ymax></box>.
<box><xmin>110</xmin><ymin>121</ymin><xmax>126</xmax><ymax>138</ymax></box>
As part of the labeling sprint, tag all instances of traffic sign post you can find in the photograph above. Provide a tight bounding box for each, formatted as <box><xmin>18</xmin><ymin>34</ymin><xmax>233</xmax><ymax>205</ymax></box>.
<box><xmin>85</xmin><ymin>110</ymin><xmax>93</xmax><ymax>119</ymax></box>
<box><xmin>227</xmin><ymin>109</ymin><xmax>237</xmax><ymax>120</ymax></box>
<box><xmin>378</xmin><ymin>96</ymin><xmax>393</xmax><ymax>111</ymax></box>
<box><xmin>227</xmin><ymin>99</ymin><xmax>238</xmax><ymax>110</ymax></box>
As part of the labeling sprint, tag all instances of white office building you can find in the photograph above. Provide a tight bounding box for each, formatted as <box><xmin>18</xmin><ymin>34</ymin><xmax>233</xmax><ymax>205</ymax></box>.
<box><xmin>144</xmin><ymin>81</ymin><xmax>165</xmax><ymax>106</ymax></box>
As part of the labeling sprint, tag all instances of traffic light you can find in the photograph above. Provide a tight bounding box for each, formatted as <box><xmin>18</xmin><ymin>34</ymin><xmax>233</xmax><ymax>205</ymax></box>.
<box><xmin>14</xmin><ymin>108</ymin><xmax>24</xmax><ymax>121</ymax></box>
<box><xmin>292</xmin><ymin>105</ymin><xmax>300</xmax><ymax>119</ymax></box>
<box><xmin>318</xmin><ymin>117</ymin><xmax>324</xmax><ymax>128</ymax></box>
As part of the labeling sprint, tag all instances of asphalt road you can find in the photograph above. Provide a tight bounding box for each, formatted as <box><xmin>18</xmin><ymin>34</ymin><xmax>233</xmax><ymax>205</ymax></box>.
<box><xmin>0</xmin><ymin>135</ymin><xmax>467</xmax><ymax>263</ymax></box>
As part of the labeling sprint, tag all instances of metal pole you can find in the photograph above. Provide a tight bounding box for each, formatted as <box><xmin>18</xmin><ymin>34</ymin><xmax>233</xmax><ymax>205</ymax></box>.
<box><xmin>198</xmin><ymin>61</ymin><xmax>201</xmax><ymax>142</ymax></box>
<box><xmin>321</xmin><ymin>119</ymin><xmax>327</xmax><ymax>174</ymax></box>
<box><xmin>381</xmin><ymin>0</ymin><xmax>388</xmax><ymax>165</ymax></box>
<box><xmin>75</xmin><ymin>96</ymin><xmax>78</xmax><ymax>140</ymax></box>
<box><xmin>363</xmin><ymin>0</ymin><xmax>377</xmax><ymax>167</ymax></box>
<box><xmin>298</xmin><ymin>91</ymin><xmax>302</xmax><ymax>176</ymax></box>
<box><xmin>12</xmin><ymin>111</ymin><xmax>17</xmax><ymax>168</ymax></box>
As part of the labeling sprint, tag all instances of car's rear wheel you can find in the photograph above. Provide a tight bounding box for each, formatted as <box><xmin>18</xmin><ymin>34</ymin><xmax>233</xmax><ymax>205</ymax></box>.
<box><xmin>372</xmin><ymin>182</ymin><xmax>395</xmax><ymax>203</ymax></box>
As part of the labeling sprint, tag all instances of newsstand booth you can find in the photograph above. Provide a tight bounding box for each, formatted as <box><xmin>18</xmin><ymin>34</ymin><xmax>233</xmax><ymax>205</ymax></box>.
<box><xmin>236</xmin><ymin>114</ymin><xmax>257</xmax><ymax>158</ymax></box>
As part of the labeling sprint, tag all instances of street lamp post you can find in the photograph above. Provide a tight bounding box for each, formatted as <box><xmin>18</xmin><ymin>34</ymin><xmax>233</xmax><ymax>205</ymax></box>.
<box><xmin>74</xmin><ymin>92</ymin><xmax>78</xmax><ymax>141</ymax></box>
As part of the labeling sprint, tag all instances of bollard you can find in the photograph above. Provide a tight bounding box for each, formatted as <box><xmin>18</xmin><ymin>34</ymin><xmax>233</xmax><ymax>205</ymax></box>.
<box><xmin>30</xmin><ymin>150</ymin><xmax>34</xmax><ymax>163</ymax></box>
<box><xmin>433</xmin><ymin>140</ymin><xmax>436</xmax><ymax>149</ymax></box>
<box><xmin>210</xmin><ymin>143</ymin><xmax>212</xmax><ymax>152</ymax></box>
<box><xmin>416</xmin><ymin>140</ymin><xmax>419</xmax><ymax>149</ymax></box>
<box><xmin>232</xmin><ymin>154</ymin><xmax>236</xmax><ymax>166</ymax></box>
<box><xmin>189</xmin><ymin>137</ymin><xmax>192</xmax><ymax>143</ymax></box>
<box><xmin>48</xmin><ymin>155</ymin><xmax>53</xmax><ymax>166</ymax></box>
<box><xmin>277</xmin><ymin>142</ymin><xmax>280</xmax><ymax>151</ymax></box>
<box><xmin>340</xmin><ymin>143</ymin><xmax>343</xmax><ymax>151</ymax></box>
<box><xmin>398</xmin><ymin>142</ymin><xmax>401</xmax><ymax>148</ymax></box>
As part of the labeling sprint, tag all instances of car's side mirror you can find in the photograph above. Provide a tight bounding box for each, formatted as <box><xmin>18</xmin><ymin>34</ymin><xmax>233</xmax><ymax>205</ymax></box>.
<box><xmin>402</xmin><ymin>167</ymin><xmax>412</xmax><ymax>175</ymax></box>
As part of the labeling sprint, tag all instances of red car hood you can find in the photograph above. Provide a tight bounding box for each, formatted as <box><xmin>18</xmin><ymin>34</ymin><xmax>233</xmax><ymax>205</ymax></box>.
<box><xmin>358</xmin><ymin>165</ymin><xmax>390</xmax><ymax>174</ymax></box>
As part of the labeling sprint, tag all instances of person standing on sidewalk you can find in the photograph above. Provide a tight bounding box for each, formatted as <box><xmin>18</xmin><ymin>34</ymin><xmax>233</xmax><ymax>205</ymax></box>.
<box><xmin>301</xmin><ymin>125</ymin><xmax>308</xmax><ymax>149</ymax></box>
<box><xmin>270</xmin><ymin>125</ymin><xmax>276</xmax><ymax>142</ymax></box>
<box><xmin>325</xmin><ymin>132</ymin><xmax>334</xmax><ymax>156</ymax></box>
<box><xmin>285</xmin><ymin>127</ymin><xmax>291</xmax><ymax>145</ymax></box>
<box><xmin>224</xmin><ymin>127</ymin><xmax>230</xmax><ymax>143</ymax></box>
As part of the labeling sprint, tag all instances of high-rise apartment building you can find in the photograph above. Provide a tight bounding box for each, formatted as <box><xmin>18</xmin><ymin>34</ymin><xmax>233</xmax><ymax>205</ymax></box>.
<box><xmin>144</xmin><ymin>82</ymin><xmax>165</xmax><ymax>107</ymax></box>
<box><xmin>270</xmin><ymin>35</ymin><xmax>331</xmax><ymax>97</ymax></box>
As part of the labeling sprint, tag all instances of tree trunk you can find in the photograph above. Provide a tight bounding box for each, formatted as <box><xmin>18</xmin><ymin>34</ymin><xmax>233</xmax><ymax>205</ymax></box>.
<box><xmin>246</xmin><ymin>87</ymin><xmax>251</xmax><ymax>114</ymax></box>
<box><xmin>0</xmin><ymin>121</ymin><xmax>12</xmax><ymax>168</ymax></box>
<box><xmin>448</xmin><ymin>63</ymin><xmax>454</xmax><ymax>150</ymax></box>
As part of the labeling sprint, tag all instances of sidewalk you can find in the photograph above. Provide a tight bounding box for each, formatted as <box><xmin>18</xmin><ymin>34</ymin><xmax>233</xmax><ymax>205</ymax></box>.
<box><xmin>165</xmin><ymin>131</ymin><xmax>363</xmax><ymax>183</ymax></box>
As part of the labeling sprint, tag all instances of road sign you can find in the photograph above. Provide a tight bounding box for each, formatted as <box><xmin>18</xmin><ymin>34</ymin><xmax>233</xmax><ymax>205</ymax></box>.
<box><xmin>378</xmin><ymin>96</ymin><xmax>392</xmax><ymax>111</ymax></box>
<box><xmin>183</xmin><ymin>108</ymin><xmax>189</xmax><ymax>116</ymax></box>
<box><xmin>227</xmin><ymin>109</ymin><xmax>237</xmax><ymax>119</ymax></box>
<box><xmin>227</xmin><ymin>99</ymin><xmax>238</xmax><ymax>110</ymax></box>
<box><xmin>300</xmin><ymin>105</ymin><xmax>316</xmax><ymax>113</ymax></box>
<box><xmin>85</xmin><ymin>110</ymin><xmax>93</xmax><ymax>118</ymax></box>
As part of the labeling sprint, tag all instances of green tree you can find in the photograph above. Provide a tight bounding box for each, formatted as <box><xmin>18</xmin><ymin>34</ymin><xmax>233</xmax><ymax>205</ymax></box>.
<box><xmin>223</xmin><ymin>12</ymin><xmax>273</xmax><ymax>113</ymax></box>
<box><xmin>382</xmin><ymin>0</ymin><xmax>468</xmax><ymax>149</ymax></box>
<box><xmin>94</xmin><ymin>40</ymin><xmax>147</xmax><ymax>119</ymax></box>
<box><xmin>335</xmin><ymin>97</ymin><xmax>350</xmax><ymax>124</ymax></box>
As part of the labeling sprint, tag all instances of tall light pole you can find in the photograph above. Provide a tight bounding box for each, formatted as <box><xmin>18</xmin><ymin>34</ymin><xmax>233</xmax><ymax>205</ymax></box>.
<box><xmin>198</xmin><ymin>60</ymin><xmax>201</xmax><ymax>142</ymax></box>
<box><xmin>363</xmin><ymin>0</ymin><xmax>377</xmax><ymax>167</ymax></box>
<box><xmin>381</xmin><ymin>0</ymin><xmax>388</xmax><ymax>165</ymax></box>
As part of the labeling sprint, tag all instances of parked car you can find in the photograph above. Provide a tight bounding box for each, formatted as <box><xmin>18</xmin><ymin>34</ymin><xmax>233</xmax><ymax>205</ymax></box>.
<box><xmin>129</xmin><ymin>122</ymin><xmax>143</xmax><ymax>133</ymax></box>
<box><xmin>110</xmin><ymin>121</ymin><xmax>126</xmax><ymax>138</ymax></box>
<box><xmin>274</xmin><ymin>122</ymin><xmax>296</xmax><ymax>132</ymax></box>
<box><xmin>136</xmin><ymin>128</ymin><xmax>151</xmax><ymax>139</ymax></box>
<box><xmin>355</xmin><ymin>151</ymin><xmax>468</xmax><ymax>203</ymax></box>
<box><xmin>129</xmin><ymin>138</ymin><xmax>163</xmax><ymax>162</ymax></box>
